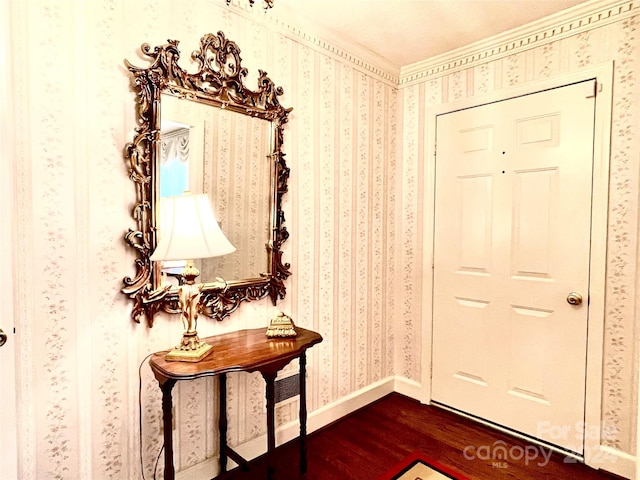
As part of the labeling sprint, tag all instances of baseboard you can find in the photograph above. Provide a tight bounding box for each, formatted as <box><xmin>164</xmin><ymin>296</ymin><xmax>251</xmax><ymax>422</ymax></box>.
<box><xmin>393</xmin><ymin>376</ymin><xmax>422</xmax><ymax>401</ymax></box>
<box><xmin>592</xmin><ymin>446</ymin><xmax>635</xmax><ymax>480</ymax></box>
<box><xmin>176</xmin><ymin>376</ymin><xmax>397</xmax><ymax>480</ymax></box>
<box><xmin>176</xmin><ymin>457</ymin><xmax>218</xmax><ymax>480</ymax></box>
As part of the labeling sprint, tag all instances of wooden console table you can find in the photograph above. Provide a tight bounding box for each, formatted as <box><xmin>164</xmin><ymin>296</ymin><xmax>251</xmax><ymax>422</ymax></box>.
<box><xmin>149</xmin><ymin>327</ymin><xmax>323</xmax><ymax>480</ymax></box>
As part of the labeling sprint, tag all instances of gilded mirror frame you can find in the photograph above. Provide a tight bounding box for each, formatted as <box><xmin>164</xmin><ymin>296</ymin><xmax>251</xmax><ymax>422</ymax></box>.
<box><xmin>122</xmin><ymin>32</ymin><xmax>292</xmax><ymax>326</ymax></box>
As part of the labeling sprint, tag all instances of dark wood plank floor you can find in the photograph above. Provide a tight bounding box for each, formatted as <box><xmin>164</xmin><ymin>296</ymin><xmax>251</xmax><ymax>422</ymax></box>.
<box><xmin>221</xmin><ymin>393</ymin><xmax>624</xmax><ymax>480</ymax></box>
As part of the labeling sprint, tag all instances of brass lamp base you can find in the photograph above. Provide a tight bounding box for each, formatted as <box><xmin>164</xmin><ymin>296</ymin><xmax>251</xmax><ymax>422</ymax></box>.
<box><xmin>165</xmin><ymin>333</ymin><xmax>213</xmax><ymax>362</ymax></box>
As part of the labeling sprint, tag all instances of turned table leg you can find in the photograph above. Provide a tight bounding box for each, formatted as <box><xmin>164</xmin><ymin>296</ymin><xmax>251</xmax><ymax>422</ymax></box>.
<box><xmin>219</xmin><ymin>373</ymin><xmax>228</xmax><ymax>474</ymax></box>
<box><xmin>262</xmin><ymin>371</ymin><xmax>277</xmax><ymax>480</ymax></box>
<box><xmin>160</xmin><ymin>379</ymin><xmax>177</xmax><ymax>480</ymax></box>
<box><xmin>299</xmin><ymin>352</ymin><xmax>308</xmax><ymax>473</ymax></box>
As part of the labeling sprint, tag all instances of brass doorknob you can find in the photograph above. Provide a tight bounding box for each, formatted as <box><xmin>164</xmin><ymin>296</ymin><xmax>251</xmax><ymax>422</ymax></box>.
<box><xmin>0</xmin><ymin>328</ymin><xmax>7</xmax><ymax>347</ymax></box>
<box><xmin>567</xmin><ymin>292</ymin><xmax>583</xmax><ymax>306</ymax></box>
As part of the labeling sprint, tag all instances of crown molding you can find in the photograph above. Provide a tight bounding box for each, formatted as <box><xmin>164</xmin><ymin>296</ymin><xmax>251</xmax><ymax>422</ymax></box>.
<box><xmin>225</xmin><ymin>0</ymin><xmax>637</xmax><ymax>88</ymax></box>
<box><xmin>399</xmin><ymin>0</ymin><xmax>638</xmax><ymax>86</ymax></box>
<box><xmin>270</xmin><ymin>17</ymin><xmax>401</xmax><ymax>86</ymax></box>
<box><xmin>227</xmin><ymin>0</ymin><xmax>400</xmax><ymax>86</ymax></box>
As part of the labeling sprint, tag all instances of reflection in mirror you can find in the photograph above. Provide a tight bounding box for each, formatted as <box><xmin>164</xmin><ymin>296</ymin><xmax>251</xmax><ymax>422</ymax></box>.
<box><xmin>159</xmin><ymin>94</ymin><xmax>272</xmax><ymax>284</ymax></box>
<box><xmin>122</xmin><ymin>32</ymin><xmax>292</xmax><ymax>325</ymax></box>
<box><xmin>158</xmin><ymin>124</ymin><xmax>191</xmax><ymax>282</ymax></box>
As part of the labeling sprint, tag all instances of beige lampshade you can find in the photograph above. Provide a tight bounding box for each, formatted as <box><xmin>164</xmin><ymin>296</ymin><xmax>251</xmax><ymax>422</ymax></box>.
<box><xmin>150</xmin><ymin>193</ymin><xmax>236</xmax><ymax>262</ymax></box>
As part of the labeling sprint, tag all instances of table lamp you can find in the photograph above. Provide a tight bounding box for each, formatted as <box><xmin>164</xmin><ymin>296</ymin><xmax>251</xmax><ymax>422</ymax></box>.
<box><xmin>150</xmin><ymin>193</ymin><xmax>236</xmax><ymax>362</ymax></box>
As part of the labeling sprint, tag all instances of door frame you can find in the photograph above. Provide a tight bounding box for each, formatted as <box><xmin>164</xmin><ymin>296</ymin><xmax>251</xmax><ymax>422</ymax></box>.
<box><xmin>1</xmin><ymin>0</ymin><xmax>18</xmax><ymax>476</ymax></box>
<box><xmin>420</xmin><ymin>63</ymin><xmax>613</xmax><ymax>468</ymax></box>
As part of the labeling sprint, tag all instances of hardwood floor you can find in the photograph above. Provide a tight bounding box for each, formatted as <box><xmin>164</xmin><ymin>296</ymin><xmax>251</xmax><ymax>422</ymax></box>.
<box><xmin>221</xmin><ymin>393</ymin><xmax>624</xmax><ymax>480</ymax></box>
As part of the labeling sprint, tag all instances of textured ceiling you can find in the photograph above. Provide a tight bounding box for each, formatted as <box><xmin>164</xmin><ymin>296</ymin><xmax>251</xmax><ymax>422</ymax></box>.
<box><xmin>275</xmin><ymin>0</ymin><xmax>591</xmax><ymax>68</ymax></box>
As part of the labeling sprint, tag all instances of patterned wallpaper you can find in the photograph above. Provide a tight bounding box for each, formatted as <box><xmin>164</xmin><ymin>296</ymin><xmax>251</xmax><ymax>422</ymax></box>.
<box><xmin>6</xmin><ymin>0</ymin><xmax>638</xmax><ymax>479</ymax></box>
<box><xmin>400</xmin><ymin>0</ymin><xmax>640</xmax><ymax>457</ymax></box>
<box><xmin>9</xmin><ymin>0</ymin><xmax>397</xmax><ymax>478</ymax></box>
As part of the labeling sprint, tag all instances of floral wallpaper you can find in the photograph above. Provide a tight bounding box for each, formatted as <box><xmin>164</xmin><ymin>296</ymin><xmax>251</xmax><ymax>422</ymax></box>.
<box><xmin>9</xmin><ymin>0</ymin><xmax>398</xmax><ymax>478</ymax></box>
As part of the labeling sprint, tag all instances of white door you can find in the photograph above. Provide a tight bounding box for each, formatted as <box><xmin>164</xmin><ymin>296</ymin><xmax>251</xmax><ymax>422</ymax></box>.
<box><xmin>431</xmin><ymin>80</ymin><xmax>596</xmax><ymax>454</ymax></box>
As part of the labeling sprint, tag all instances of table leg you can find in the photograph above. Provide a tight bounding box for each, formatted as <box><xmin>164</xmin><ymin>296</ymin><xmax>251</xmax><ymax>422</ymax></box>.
<box><xmin>160</xmin><ymin>379</ymin><xmax>177</xmax><ymax>480</ymax></box>
<box><xmin>262</xmin><ymin>371</ymin><xmax>277</xmax><ymax>480</ymax></box>
<box><xmin>299</xmin><ymin>352</ymin><xmax>308</xmax><ymax>473</ymax></box>
<box><xmin>219</xmin><ymin>373</ymin><xmax>228</xmax><ymax>474</ymax></box>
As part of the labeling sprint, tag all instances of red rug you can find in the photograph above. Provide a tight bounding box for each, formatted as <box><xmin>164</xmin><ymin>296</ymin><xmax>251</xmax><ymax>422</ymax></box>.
<box><xmin>376</xmin><ymin>452</ymin><xmax>471</xmax><ymax>480</ymax></box>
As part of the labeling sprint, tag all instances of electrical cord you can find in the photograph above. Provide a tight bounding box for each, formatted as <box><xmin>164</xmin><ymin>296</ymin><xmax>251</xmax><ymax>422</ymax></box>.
<box><xmin>152</xmin><ymin>445</ymin><xmax>164</xmax><ymax>480</ymax></box>
<box><xmin>138</xmin><ymin>352</ymin><xmax>164</xmax><ymax>480</ymax></box>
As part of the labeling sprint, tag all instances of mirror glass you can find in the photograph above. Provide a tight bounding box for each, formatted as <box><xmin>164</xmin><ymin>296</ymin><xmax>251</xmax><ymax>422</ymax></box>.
<box><xmin>159</xmin><ymin>94</ymin><xmax>272</xmax><ymax>284</ymax></box>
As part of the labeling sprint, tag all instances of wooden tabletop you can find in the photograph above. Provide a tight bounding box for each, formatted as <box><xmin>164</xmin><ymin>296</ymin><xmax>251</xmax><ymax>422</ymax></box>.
<box><xmin>149</xmin><ymin>327</ymin><xmax>323</xmax><ymax>382</ymax></box>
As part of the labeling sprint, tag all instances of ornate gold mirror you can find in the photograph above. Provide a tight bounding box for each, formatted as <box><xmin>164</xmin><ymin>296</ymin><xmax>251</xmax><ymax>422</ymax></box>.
<box><xmin>122</xmin><ymin>32</ymin><xmax>292</xmax><ymax>326</ymax></box>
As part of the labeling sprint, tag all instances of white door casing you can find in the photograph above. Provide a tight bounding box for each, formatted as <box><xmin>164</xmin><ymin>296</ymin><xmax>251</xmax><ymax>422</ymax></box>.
<box><xmin>0</xmin><ymin>169</ymin><xmax>18</xmax><ymax>480</ymax></box>
<box><xmin>1</xmin><ymin>0</ymin><xmax>18</xmax><ymax>473</ymax></box>
<box><xmin>420</xmin><ymin>64</ymin><xmax>613</xmax><ymax>468</ymax></box>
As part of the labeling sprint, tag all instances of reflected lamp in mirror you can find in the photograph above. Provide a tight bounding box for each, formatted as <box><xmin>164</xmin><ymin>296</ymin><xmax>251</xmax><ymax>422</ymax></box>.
<box><xmin>150</xmin><ymin>193</ymin><xmax>236</xmax><ymax>362</ymax></box>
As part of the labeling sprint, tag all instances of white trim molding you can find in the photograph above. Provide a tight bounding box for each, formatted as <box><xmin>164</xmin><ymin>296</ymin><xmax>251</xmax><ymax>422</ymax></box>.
<box><xmin>228</xmin><ymin>1</ymin><xmax>640</xmax><ymax>88</ymax></box>
<box><xmin>598</xmin><ymin>446</ymin><xmax>636</xmax><ymax>479</ymax></box>
<box><xmin>0</xmin><ymin>0</ymin><xmax>18</xmax><ymax>474</ymax></box>
<box><xmin>226</xmin><ymin>0</ymin><xmax>400</xmax><ymax>86</ymax></box>
<box><xmin>400</xmin><ymin>0</ymin><xmax>638</xmax><ymax>86</ymax></box>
